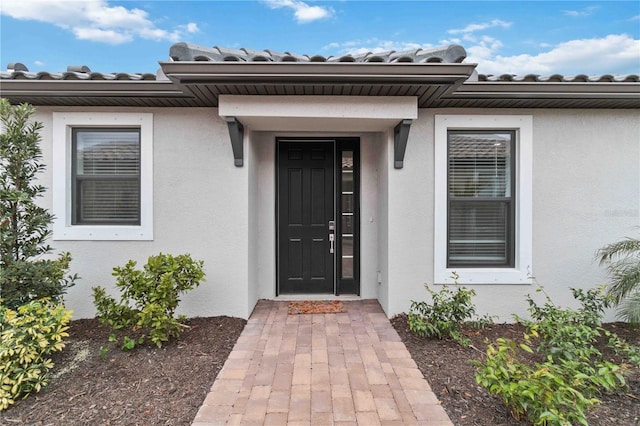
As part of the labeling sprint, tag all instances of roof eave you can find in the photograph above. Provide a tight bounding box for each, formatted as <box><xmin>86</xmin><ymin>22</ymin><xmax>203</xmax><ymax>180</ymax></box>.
<box><xmin>456</xmin><ymin>81</ymin><xmax>640</xmax><ymax>97</ymax></box>
<box><xmin>0</xmin><ymin>80</ymin><xmax>184</xmax><ymax>98</ymax></box>
<box><xmin>158</xmin><ymin>61</ymin><xmax>477</xmax><ymax>107</ymax></box>
<box><xmin>0</xmin><ymin>79</ymin><xmax>204</xmax><ymax>107</ymax></box>
<box><xmin>435</xmin><ymin>81</ymin><xmax>640</xmax><ymax>108</ymax></box>
<box><xmin>159</xmin><ymin>61</ymin><xmax>477</xmax><ymax>84</ymax></box>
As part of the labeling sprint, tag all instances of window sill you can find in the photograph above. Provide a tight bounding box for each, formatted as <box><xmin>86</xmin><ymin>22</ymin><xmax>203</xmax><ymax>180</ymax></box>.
<box><xmin>434</xmin><ymin>268</ymin><xmax>532</xmax><ymax>285</ymax></box>
<box><xmin>52</xmin><ymin>224</ymin><xmax>153</xmax><ymax>241</ymax></box>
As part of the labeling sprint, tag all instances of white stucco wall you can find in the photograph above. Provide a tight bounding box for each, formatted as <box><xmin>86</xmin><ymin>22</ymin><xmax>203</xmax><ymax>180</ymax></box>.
<box><xmin>23</xmin><ymin>103</ymin><xmax>639</xmax><ymax>323</ymax></box>
<box><xmin>375</xmin><ymin>132</ymin><xmax>390</xmax><ymax>312</ymax></box>
<box><xmin>384</xmin><ymin>108</ymin><xmax>640</xmax><ymax>322</ymax></box>
<box><xmin>34</xmin><ymin>107</ymin><xmax>251</xmax><ymax>319</ymax></box>
<box><xmin>251</xmin><ymin>131</ymin><xmax>276</xmax><ymax>301</ymax></box>
<box><xmin>384</xmin><ymin>114</ymin><xmax>434</xmax><ymax>317</ymax></box>
<box><xmin>359</xmin><ymin>133</ymin><xmax>382</xmax><ymax>300</ymax></box>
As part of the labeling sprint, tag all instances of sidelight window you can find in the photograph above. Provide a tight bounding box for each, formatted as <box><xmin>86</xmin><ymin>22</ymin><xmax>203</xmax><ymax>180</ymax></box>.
<box><xmin>341</xmin><ymin>150</ymin><xmax>355</xmax><ymax>279</ymax></box>
<box><xmin>337</xmin><ymin>141</ymin><xmax>359</xmax><ymax>294</ymax></box>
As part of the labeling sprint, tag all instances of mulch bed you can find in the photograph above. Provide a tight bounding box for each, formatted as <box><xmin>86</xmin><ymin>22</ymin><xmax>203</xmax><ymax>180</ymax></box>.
<box><xmin>391</xmin><ymin>315</ymin><xmax>640</xmax><ymax>426</ymax></box>
<box><xmin>287</xmin><ymin>300</ymin><xmax>346</xmax><ymax>314</ymax></box>
<box><xmin>3</xmin><ymin>316</ymin><xmax>246</xmax><ymax>426</ymax></box>
<box><xmin>4</xmin><ymin>311</ymin><xmax>638</xmax><ymax>425</ymax></box>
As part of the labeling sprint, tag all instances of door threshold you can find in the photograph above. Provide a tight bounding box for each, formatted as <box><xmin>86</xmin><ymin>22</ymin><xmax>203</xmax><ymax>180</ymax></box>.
<box><xmin>276</xmin><ymin>294</ymin><xmax>361</xmax><ymax>301</ymax></box>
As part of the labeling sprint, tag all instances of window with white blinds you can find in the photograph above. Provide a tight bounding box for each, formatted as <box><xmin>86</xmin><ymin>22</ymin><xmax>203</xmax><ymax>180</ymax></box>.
<box><xmin>447</xmin><ymin>131</ymin><xmax>515</xmax><ymax>267</ymax></box>
<box><xmin>72</xmin><ymin>129</ymin><xmax>141</xmax><ymax>225</ymax></box>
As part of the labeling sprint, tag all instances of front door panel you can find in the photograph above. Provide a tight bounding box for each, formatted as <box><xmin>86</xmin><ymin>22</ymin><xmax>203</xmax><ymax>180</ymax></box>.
<box><xmin>278</xmin><ymin>141</ymin><xmax>334</xmax><ymax>294</ymax></box>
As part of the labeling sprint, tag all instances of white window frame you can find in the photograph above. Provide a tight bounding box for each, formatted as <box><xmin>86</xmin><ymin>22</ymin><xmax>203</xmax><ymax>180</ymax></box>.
<box><xmin>52</xmin><ymin>112</ymin><xmax>153</xmax><ymax>240</ymax></box>
<box><xmin>434</xmin><ymin>115</ymin><xmax>532</xmax><ymax>285</ymax></box>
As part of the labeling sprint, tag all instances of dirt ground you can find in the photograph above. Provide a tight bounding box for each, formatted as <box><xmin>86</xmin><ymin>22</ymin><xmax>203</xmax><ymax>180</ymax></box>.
<box><xmin>2</xmin><ymin>316</ymin><xmax>246</xmax><ymax>426</ymax></box>
<box><xmin>2</xmin><ymin>313</ymin><xmax>638</xmax><ymax>425</ymax></box>
<box><xmin>391</xmin><ymin>315</ymin><xmax>640</xmax><ymax>426</ymax></box>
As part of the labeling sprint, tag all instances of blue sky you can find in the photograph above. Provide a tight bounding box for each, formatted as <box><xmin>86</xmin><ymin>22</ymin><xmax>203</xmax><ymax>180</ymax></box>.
<box><xmin>1</xmin><ymin>1</ymin><xmax>639</xmax><ymax>76</ymax></box>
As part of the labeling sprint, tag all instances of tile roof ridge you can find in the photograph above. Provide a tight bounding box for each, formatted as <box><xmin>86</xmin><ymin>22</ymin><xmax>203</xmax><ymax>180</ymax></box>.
<box><xmin>167</xmin><ymin>42</ymin><xmax>468</xmax><ymax>64</ymax></box>
<box><xmin>476</xmin><ymin>73</ymin><xmax>640</xmax><ymax>82</ymax></box>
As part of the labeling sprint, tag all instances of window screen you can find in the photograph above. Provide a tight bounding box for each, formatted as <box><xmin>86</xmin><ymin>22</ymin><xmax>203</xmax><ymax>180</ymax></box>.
<box><xmin>72</xmin><ymin>128</ymin><xmax>141</xmax><ymax>225</ymax></box>
<box><xmin>447</xmin><ymin>130</ymin><xmax>515</xmax><ymax>267</ymax></box>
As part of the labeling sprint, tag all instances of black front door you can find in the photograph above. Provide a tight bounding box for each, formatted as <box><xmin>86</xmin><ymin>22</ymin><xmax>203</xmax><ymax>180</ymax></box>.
<box><xmin>277</xmin><ymin>141</ymin><xmax>335</xmax><ymax>294</ymax></box>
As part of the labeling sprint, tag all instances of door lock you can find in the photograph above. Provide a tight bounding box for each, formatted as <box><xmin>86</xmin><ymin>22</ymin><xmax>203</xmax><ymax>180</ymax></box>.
<box><xmin>328</xmin><ymin>220</ymin><xmax>335</xmax><ymax>254</ymax></box>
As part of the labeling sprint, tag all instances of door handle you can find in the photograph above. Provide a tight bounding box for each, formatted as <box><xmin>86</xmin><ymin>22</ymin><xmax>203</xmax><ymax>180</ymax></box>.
<box><xmin>329</xmin><ymin>233</ymin><xmax>335</xmax><ymax>254</ymax></box>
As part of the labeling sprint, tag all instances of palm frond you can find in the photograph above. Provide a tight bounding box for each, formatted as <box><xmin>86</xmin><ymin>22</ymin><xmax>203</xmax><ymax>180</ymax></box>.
<box><xmin>616</xmin><ymin>291</ymin><xmax>640</xmax><ymax>324</ymax></box>
<box><xmin>597</xmin><ymin>238</ymin><xmax>640</xmax><ymax>265</ymax></box>
<box><xmin>608</xmin><ymin>262</ymin><xmax>640</xmax><ymax>303</ymax></box>
<box><xmin>598</xmin><ymin>237</ymin><xmax>640</xmax><ymax>324</ymax></box>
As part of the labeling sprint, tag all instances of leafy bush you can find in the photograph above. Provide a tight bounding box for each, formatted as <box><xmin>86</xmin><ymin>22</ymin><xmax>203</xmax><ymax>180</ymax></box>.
<box><xmin>0</xmin><ymin>99</ymin><xmax>77</xmax><ymax>308</ymax></box>
<box><xmin>522</xmin><ymin>286</ymin><xmax>611</xmax><ymax>362</ymax></box>
<box><xmin>476</xmin><ymin>336</ymin><xmax>624</xmax><ymax>426</ymax></box>
<box><xmin>476</xmin><ymin>285</ymin><xmax>637</xmax><ymax>425</ymax></box>
<box><xmin>0</xmin><ymin>299</ymin><xmax>72</xmax><ymax>410</ymax></box>
<box><xmin>1</xmin><ymin>253</ymin><xmax>77</xmax><ymax>310</ymax></box>
<box><xmin>408</xmin><ymin>273</ymin><xmax>492</xmax><ymax>345</ymax></box>
<box><xmin>93</xmin><ymin>253</ymin><xmax>205</xmax><ymax>350</ymax></box>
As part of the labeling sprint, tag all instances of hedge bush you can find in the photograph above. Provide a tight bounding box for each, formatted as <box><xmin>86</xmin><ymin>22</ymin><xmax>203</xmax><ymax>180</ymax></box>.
<box><xmin>0</xmin><ymin>299</ymin><xmax>72</xmax><ymax>410</ymax></box>
<box><xmin>93</xmin><ymin>253</ymin><xmax>205</xmax><ymax>350</ymax></box>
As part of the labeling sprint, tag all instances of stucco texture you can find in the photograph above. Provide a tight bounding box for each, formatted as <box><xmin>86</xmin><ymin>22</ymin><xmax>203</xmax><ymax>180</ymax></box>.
<box><xmin>27</xmin><ymin>105</ymin><xmax>640</xmax><ymax>322</ymax></box>
<box><xmin>385</xmin><ymin>108</ymin><xmax>639</xmax><ymax>322</ymax></box>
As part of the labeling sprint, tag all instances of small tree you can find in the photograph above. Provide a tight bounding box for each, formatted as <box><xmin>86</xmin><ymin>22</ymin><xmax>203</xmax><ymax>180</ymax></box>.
<box><xmin>598</xmin><ymin>237</ymin><xmax>640</xmax><ymax>324</ymax></box>
<box><xmin>0</xmin><ymin>99</ymin><xmax>76</xmax><ymax>308</ymax></box>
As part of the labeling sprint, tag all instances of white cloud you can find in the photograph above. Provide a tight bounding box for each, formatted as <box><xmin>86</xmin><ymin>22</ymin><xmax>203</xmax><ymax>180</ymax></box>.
<box><xmin>467</xmin><ymin>34</ymin><xmax>640</xmax><ymax>75</ymax></box>
<box><xmin>0</xmin><ymin>0</ymin><xmax>199</xmax><ymax>45</ymax></box>
<box><xmin>466</xmin><ymin>36</ymin><xmax>503</xmax><ymax>61</ymax></box>
<box><xmin>448</xmin><ymin>19</ymin><xmax>511</xmax><ymax>35</ymax></box>
<box><xmin>262</xmin><ymin>0</ymin><xmax>333</xmax><ymax>23</ymax></box>
<box><xmin>182</xmin><ymin>23</ymin><xmax>200</xmax><ymax>34</ymax></box>
<box><xmin>323</xmin><ymin>38</ymin><xmax>435</xmax><ymax>56</ymax></box>
<box><xmin>630</xmin><ymin>15</ymin><xmax>640</xmax><ymax>21</ymax></box>
<box><xmin>563</xmin><ymin>6</ymin><xmax>599</xmax><ymax>17</ymax></box>
<box><xmin>34</xmin><ymin>60</ymin><xmax>44</xmax><ymax>66</ymax></box>
<box><xmin>74</xmin><ymin>27</ymin><xmax>133</xmax><ymax>44</ymax></box>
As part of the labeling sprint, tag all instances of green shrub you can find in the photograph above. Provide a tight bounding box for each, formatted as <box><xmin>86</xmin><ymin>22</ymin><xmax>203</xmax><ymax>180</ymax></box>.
<box><xmin>475</xmin><ymin>336</ymin><xmax>624</xmax><ymax>426</ymax></box>
<box><xmin>1</xmin><ymin>253</ymin><xmax>77</xmax><ymax>310</ymax></box>
<box><xmin>0</xmin><ymin>299</ymin><xmax>72</xmax><ymax>410</ymax></box>
<box><xmin>408</xmin><ymin>273</ymin><xmax>492</xmax><ymax>346</ymax></box>
<box><xmin>93</xmin><ymin>253</ymin><xmax>205</xmax><ymax>350</ymax></box>
<box><xmin>522</xmin><ymin>287</ymin><xmax>611</xmax><ymax>363</ymax></box>
<box><xmin>476</xmin><ymin>285</ymin><xmax>636</xmax><ymax>425</ymax></box>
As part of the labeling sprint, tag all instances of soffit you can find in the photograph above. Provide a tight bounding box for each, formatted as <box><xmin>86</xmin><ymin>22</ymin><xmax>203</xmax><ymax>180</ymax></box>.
<box><xmin>158</xmin><ymin>61</ymin><xmax>476</xmax><ymax>108</ymax></box>
<box><xmin>0</xmin><ymin>78</ymin><xmax>205</xmax><ymax>107</ymax></box>
<box><xmin>436</xmin><ymin>80</ymin><xmax>640</xmax><ymax>109</ymax></box>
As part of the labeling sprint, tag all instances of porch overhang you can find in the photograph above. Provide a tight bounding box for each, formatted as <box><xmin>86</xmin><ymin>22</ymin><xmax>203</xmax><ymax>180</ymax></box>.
<box><xmin>218</xmin><ymin>95</ymin><xmax>418</xmax><ymax>167</ymax></box>
<box><xmin>160</xmin><ymin>61</ymin><xmax>477</xmax><ymax>108</ymax></box>
<box><xmin>218</xmin><ymin>95</ymin><xmax>417</xmax><ymax>131</ymax></box>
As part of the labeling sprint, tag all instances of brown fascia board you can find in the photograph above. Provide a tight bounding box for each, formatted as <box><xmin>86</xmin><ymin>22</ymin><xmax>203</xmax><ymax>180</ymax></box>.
<box><xmin>0</xmin><ymin>80</ymin><xmax>188</xmax><ymax>99</ymax></box>
<box><xmin>450</xmin><ymin>81</ymin><xmax>640</xmax><ymax>100</ymax></box>
<box><xmin>159</xmin><ymin>61</ymin><xmax>478</xmax><ymax>85</ymax></box>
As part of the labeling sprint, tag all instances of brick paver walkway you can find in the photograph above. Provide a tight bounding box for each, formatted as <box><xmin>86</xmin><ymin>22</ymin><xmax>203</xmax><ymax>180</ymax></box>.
<box><xmin>192</xmin><ymin>300</ymin><xmax>452</xmax><ymax>425</ymax></box>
